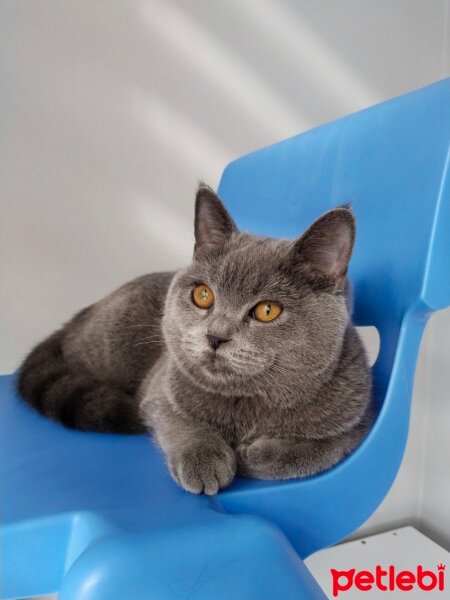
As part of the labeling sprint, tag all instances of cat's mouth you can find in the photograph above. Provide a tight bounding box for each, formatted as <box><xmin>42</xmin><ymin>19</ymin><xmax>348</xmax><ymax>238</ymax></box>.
<box><xmin>202</xmin><ymin>347</ymin><xmax>273</xmax><ymax>379</ymax></box>
<box><xmin>206</xmin><ymin>350</ymin><xmax>226</xmax><ymax>368</ymax></box>
<box><xmin>202</xmin><ymin>348</ymin><xmax>235</xmax><ymax>376</ymax></box>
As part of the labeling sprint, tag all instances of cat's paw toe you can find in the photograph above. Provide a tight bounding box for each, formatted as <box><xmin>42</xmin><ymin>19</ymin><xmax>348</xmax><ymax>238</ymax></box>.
<box><xmin>169</xmin><ymin>442</ymin><xmax>236</xmax><ymax>495</ymax></box>
<box><xmin>236</xmin><ymin>438</ymin><xmax>283</xmax><ymax>478</ymax></box>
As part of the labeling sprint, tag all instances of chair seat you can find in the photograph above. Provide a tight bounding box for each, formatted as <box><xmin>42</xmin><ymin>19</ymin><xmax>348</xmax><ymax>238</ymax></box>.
<box><xmin>0</xmin><ymin>373</ymin><xmax>326</xmax><ymax>599</ymax></box>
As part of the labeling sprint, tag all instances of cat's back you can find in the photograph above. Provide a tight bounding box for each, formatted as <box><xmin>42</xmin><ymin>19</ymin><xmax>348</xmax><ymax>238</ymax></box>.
<box><xmin>64</xmin><ymin>271</ymin><xmax>176</xmax><ymax>390</ymax></box>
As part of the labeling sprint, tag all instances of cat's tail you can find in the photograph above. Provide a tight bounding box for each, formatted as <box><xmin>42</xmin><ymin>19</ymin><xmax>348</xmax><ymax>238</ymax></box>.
<box><xmin>17</xmin><ymin>329</ymin><xmax>146</xmax><ymax>434</ymax></box>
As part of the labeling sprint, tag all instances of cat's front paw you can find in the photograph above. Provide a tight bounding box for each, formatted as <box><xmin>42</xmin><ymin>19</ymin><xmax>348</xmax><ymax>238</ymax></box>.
<box><xmin>236</xmin><ymin>438</ymin><xmax>290</xmax><ymax>479</ymax></box>
<box><xmin>168</xmin><ymin>441</ymin><xmax>236</xmax><ymax>495</ymax></box>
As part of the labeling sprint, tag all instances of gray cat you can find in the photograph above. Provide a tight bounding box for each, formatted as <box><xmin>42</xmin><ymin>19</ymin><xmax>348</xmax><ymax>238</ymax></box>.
<box><xmin>18</xmin><ymin>185</ymin><xmax>373</xmax><ymax>494</ymax></box>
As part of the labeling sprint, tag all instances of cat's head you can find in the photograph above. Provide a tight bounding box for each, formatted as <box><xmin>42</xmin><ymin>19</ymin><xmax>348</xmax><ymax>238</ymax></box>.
<box><xmin>162</xmin><ymin>184</ymin><xmax>355</xmax><ymax>406</ymax></box>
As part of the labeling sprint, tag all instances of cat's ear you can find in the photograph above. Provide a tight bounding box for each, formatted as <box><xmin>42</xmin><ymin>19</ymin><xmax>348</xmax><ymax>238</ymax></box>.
<box><xmin>194</xmin><ymin>183</ymin><xmax>238</xmax><ymax>255</ymax></box>
<box><xmin>289</xmin><ymin>206</ymin><xmax>355</xmax><ymax>290</ymax></box>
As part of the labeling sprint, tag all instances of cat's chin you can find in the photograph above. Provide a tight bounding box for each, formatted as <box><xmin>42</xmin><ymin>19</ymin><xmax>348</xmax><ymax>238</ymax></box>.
<box><xmin>202</xmin><ymin>352</ymin><xmax>234</xmax><ymax>377</ymax></box>
<box><xmin>170</xmin><ymin>349</ymin><xmax>237</xmax><ymax>386</ymax></box>
<box><xmin>170</xmin><ymin>346</ymin><xmax>272</xmax><ymax>393</ymax></box>
<box><xmin>200</xmin><ymin>350</ymin><xmax>276</xmax><ymax>383</ymax></box>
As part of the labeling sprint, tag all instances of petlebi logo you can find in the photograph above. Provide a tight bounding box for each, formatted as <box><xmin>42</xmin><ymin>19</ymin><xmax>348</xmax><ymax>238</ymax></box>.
<box><xmin>331</xmin><ymin>563</ymin><xmax>446</xmax><ymax>596</ymax></box>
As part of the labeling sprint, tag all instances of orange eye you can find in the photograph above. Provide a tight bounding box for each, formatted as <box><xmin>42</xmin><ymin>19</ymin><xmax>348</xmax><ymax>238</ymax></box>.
<box><xmin>192</xmin><ymin>284</ymin><xmax>215</xmax><ymax>309</ymax></box>
<box><xmin>252</xmin><ymin>301</ymin><xmax>282</xmax><ymax>322</ymax></box>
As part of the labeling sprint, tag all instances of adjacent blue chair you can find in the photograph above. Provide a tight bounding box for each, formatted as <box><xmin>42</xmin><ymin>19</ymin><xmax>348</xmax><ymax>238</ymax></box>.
<box><xmin>1</xmin><ymin>78</ymin><xmax>449</xmax><ymax>600</ymax></box>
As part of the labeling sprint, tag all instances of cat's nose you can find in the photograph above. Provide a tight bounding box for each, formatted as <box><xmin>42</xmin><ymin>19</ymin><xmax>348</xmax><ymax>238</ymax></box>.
<box><xmin>207</xmin><ymin>334</ymin><xmax>230</xmax><ymax>351</ymax></box>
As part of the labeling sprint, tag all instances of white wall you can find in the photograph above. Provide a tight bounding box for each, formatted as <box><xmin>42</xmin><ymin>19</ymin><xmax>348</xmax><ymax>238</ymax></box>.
<box><xmin>1</xmin><ymin>0</ymin><xmax>449</xmax><ymax>546</ymax></box>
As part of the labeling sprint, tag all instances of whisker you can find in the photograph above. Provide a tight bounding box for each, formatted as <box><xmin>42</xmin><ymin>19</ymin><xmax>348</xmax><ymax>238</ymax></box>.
<box><xmin>125</xmin><ymin>335</ymin><xmax>163</xmax><ymax>349</ymax></box>
<box><xmin>126</xmin><ymin>340</ymin><xmax>163</xmax><ymax>350</ymax></box>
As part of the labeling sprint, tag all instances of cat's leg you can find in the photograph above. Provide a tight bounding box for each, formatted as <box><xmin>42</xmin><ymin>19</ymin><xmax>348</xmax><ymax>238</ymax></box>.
<box><xmin>236</xmin><ymin>425</ymin><xmax>367</xmax><ymax>480</ymax></box>
<box><xmin>146</xmin><ymin>400</ymin><xmax>236</xmax><ymax>495</ymax></box>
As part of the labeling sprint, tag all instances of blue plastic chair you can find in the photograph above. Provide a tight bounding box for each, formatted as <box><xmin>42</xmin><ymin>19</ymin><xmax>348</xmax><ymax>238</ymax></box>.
<box><xmin>1</xmin><ymin>79</ymin><xmax>449</xmax><ymax>600</ymax></box>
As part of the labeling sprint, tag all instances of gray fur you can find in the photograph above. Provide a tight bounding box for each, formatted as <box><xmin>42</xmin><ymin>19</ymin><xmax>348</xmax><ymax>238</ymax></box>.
<box><xmin>18</xmin><ymin>184</ymin><xmax>372</xmax><ymax>494</ymax></box>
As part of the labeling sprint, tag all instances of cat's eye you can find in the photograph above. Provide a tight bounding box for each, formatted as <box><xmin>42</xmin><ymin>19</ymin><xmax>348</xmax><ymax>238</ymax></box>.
<box><xmin>192</xmin><ymin>284</ymin><xmax>215</xmax><ymax>309</ymax></box>
<box><xmin>252</xmin><ymin>301</ymin><xmax>282</xmax><ymax>322</ymax></box>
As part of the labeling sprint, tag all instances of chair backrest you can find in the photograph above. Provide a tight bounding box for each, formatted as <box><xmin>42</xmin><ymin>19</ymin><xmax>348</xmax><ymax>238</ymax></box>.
<box><xmin>219</xmin><ymin>79</ymin><xmax>450</xmax><ymax>320</ymax></box>
<box><xmin>216</xmin><ymin>79</ymin><xmax>450</xmax><ymax>556</ymax></box>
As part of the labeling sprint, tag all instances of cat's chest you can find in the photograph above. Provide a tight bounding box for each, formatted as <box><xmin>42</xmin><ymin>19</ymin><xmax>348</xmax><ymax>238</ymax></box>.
<box><xmin>164</xmin><ymin>364</ymin><xmax>299</xmax><ymax>443</ymax></box>
<box><xmin>182</xmin><ymin>392</ymin><xmax>272</xmax><ymax>445</ymax></box>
